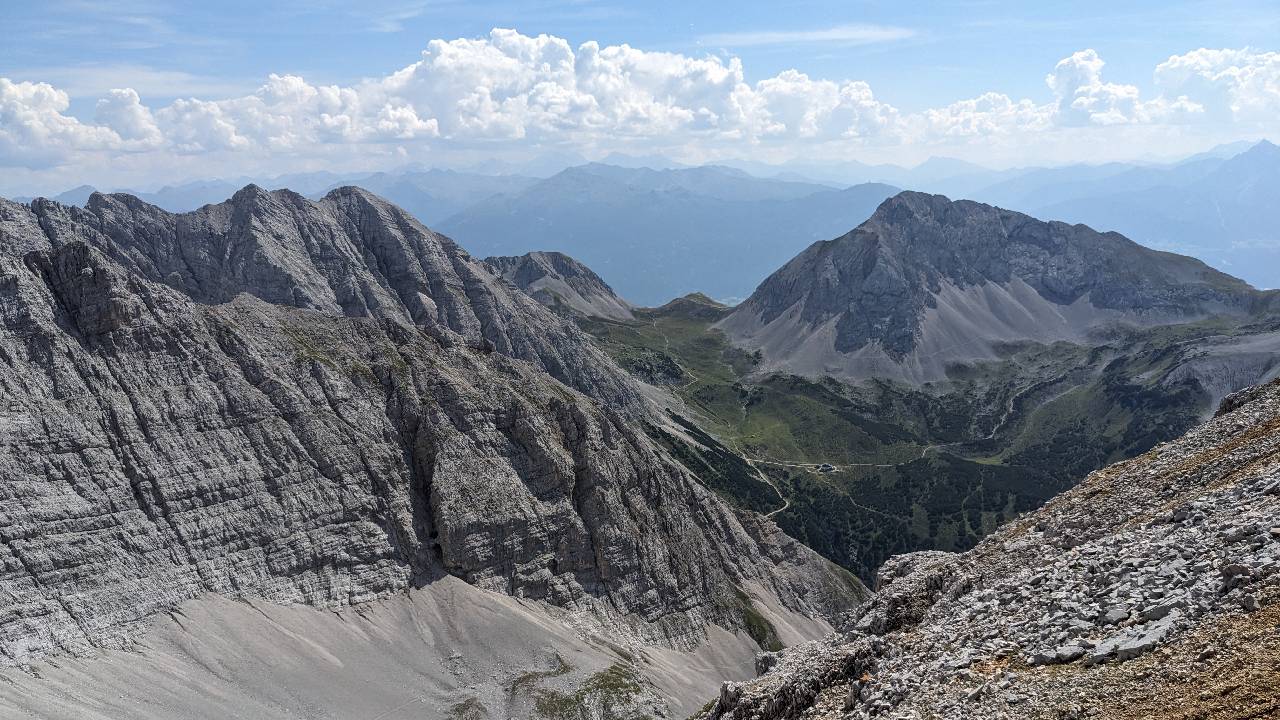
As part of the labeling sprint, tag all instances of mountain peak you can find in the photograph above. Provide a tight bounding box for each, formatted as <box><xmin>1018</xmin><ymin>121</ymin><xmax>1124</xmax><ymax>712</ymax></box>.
<box><xmin>1209</xmin><ymin>137</ymin><xmax>1280</xmax><ymax>178</ymax></box>
<box><xmin>717</xmin><ymin>196</ymin><xmax>1259</xmax><ymax>383</ymax></box>
<box><xmin>27</xmin><ymin>184</ymin><xmax>101</xmax><ymax>209</ymax></box>
<box><xmin>85</xmin><ymin>188</ymin><xmax>164</xmax><ymax>213</ymax></box>
<box><xmin>1244</xmin><ymin>138</ymin><xmax>1279</xmax><ymax>157</ymax></box>
<box><xmin>483</xmin><ymin>250</ymin><xmax>633</xmax><ymax>321</ymax></box>
<box><xmin>320</xmin><ymin>183</ymin><xmax>400</xmax><ymax>209</ymax></box>
<box><xmin>914</xmin><ymin>156</ymin><xmax>985</xmax><ymax>173</ymax></box>
<box><xmin>652</xmin><ymin>293</ymin><xmax>733</xmax><ymax>322</ymax></box>
<box><xmin>1221</xmin><ymin>138</ymin><xmax>1279</xmax><ymax>161</ymax></box>
<box><xmin>678</xmin><ymin>291</ymin><xmax>726</xmax><ymax>307</ymax></box>
<box><xmin>867</xmin><ymin>190</ymin><xmax>959</xmax><ymax>221</ymax></box>
<box><xmin>61</xmin><ymin>184</ymin><xmax>96</xmax><ymax>197</ymax></box>
<box><xmin>230</xmin><ymin>182</ymin><xmax>268</xmax><ymax>200</ymax></box>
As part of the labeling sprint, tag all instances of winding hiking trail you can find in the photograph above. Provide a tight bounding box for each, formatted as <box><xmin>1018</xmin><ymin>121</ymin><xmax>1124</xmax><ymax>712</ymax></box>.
<box><xmin>649</xmin><ymin>317</ymin><xmax>701</xmax><ymax>390</ymax></box>
<box><xmin>744</xmin><ymin>451</ymin><xmax>899</xmax><ymax>521</ymax></box>
<box><xmin>732</xmin><ymin>441</ymin><xmax>941</xmax><ymax>520</ymax></box>
<box><xmin>740</xmin><ymin>442</ymin><xmax>946</xmax><ymax>473</ymax></box>
<box><xmin>741</xmin><ymin>456</ymin><xmax>789</xmax><ymax>518</ymax></box>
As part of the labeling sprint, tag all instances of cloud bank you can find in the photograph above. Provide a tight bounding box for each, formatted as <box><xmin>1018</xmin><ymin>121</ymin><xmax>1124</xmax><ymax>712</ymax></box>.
<box><xmin>1</xmin><ymin>29</ymin><xmax>1278</xmax><ymax>184</ymax></box>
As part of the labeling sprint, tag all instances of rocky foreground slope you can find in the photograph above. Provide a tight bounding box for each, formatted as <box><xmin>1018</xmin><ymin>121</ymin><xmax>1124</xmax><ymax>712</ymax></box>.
<box><xmin>0</xmin><ymin>186</ymin><xmax>861</xmax><ymax>712</ymax></box>
<box><xmin>706</xmin><ymin>378</ymin><xmax>1280</xmax><ymax>719</ymax></box>
<box><xmin>719</xmin><ymin>191</ymin><xmax>1273</xmax><ymax>384</ymax></box>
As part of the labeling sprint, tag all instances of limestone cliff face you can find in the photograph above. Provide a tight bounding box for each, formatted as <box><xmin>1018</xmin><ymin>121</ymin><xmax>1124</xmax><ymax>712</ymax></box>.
<box><xmin>24</xmin><ymin>186</ymin><xmax>640</xmax><ymax>412</ymax></box>
<box><xmin>0</xmin><ymin>187</ymin><xmax>861</xmax><ymax>666</ymax></box>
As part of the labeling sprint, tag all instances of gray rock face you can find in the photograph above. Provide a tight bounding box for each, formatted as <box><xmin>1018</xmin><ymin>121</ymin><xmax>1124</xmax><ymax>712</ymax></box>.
<box><xmin>718</xmin><ymin>192</ymin><xmax>1268</xmax><ymax>383</ymax></box>
<box><xmin>0</xmin><ymin>187</ymin><xmax>862</xmax><ymax>667</ymax></box>
<box><xmin>26</xmin><ymin>186</ymin><xmax>638</xmax><ymax>412</ymax></box>
<box><xmin>705</xmin><ymin>379</ymin><xmax>1280</xmax><ymax>719</ymax></box>
<box><xmin>483</xmin><ymin>250</ymin><xmax>634</xmax><ymax>321</ymax></box>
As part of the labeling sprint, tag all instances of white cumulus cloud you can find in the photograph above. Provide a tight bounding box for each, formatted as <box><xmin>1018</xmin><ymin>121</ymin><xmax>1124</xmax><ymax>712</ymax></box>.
<box><xmin>1046</xmin><ymin>50</ymin><xmax>1148</xmax><ymax>126</ymax></box>
<box><xmin>1154</xmin><ymin>48</ymin><xmax>1280</xmax><ymax>122</ymax></box>
<box><xmin>920</xmin><ymin>92</ymin><xmax>1052</xmax><ymax>139</ymax></box>
<box><xmin>748</xmin><ymin>71</ymin><xmax>899</xmax><ymax>141</ymax></box>
<box><xmin>94</xmin><ymin>88</ymin><xmax>163</xmax><ymax>148</ymax></box>
<box><xmin>0</xmin><ymin>79</ymin><xmax>123</xmax><ymax>168</ymax></box>
<box><xmin>0</xmin><ymin>31</ymin><xmax>1276</xmax><ymax>181</ymax></box>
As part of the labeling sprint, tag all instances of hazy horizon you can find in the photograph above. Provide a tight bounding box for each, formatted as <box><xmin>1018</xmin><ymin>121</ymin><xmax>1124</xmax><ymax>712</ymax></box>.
<box><xmin>8</xmin><ymin>138</ymin><xmax>1271</xmax><ymax>200</ymax></box>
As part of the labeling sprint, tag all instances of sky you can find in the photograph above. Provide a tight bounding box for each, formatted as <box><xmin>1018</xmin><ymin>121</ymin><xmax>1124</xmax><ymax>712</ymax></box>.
<box><xmin>2</xmin><ymin>0</ymin><xmax>1279</xmax><ymax>195</ymax></box>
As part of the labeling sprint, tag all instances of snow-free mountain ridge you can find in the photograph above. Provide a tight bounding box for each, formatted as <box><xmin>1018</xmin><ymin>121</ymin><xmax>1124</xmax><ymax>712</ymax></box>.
<box><xmin>719</xmin><ymin>191</ymin><xmax>1271</xmax><ymax>385</ymax></box>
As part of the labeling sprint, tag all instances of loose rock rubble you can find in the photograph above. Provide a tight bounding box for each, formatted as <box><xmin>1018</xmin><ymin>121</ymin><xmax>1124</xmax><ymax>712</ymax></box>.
<box><xmin>708</xmin><ymin>379</ymin><xmax>1280</xmax><ymax>719</ymax></box>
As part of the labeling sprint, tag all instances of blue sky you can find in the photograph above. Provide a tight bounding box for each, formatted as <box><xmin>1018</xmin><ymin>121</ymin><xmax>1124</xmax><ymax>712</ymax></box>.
<box><xmin>3</xmin><ymin>0</ymin><xmax>1279</xmax><ymax>193</ymax></box>
<box><xmin>9</xmin><ymin>0</ymin><xmax>1277</xmax><ymax>108</ymax></box>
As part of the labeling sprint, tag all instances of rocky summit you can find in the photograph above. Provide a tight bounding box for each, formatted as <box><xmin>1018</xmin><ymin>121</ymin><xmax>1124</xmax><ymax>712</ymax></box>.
<box><xmin>718</xmin><ymin>191</ymin><xmax>1273</xmax><ymax>384</ymax></box>
<box><xmin>706</xmin><ymin>378</ymin><xmax>1280</xmax><ymax>719</ymax></box>
<box><xmin>484</xmin><ymin>250</ymin><xmax>635</xmax><ymax>321</ymax></box>
<box><xmin>0</xmin><ymin>187</ymin><xmax>862</xmax><ymax>718</ymax></box>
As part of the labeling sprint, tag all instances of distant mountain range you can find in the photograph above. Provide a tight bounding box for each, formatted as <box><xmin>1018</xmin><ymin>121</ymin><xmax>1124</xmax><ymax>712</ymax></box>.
<box><xmin>14</xmin><ymin>139</ymin><xmax>1276</xmax><ymax>304</ymax></box>
<box><xmin>437</xmin><ymin>165</ymin><xmax>900</xmax><ymax>305</ymax></box>
<box><xmin>714</xmin><ymin>141</ymin><xmax>1280</xmax><ymax>291</ymax></box>
<box><xmin>1007</xmin><ymin>140</ymin><xmax>1280</xmax><ymax>290</ymax></box>
<box><xmin>15</xmin><ymin>174</ymin><xmax>338</xmax><ymax>213</ymax></box>
<box><xmin>329</xmin><ymin>170</ymin><xmax>539</xmax><ymax>225</ymax></box>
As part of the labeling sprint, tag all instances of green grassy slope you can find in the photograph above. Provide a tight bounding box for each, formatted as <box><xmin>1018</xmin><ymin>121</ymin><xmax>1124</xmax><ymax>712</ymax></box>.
<box><xmin>579</xmin><ymin>297</ymin><xmax>1259</xmax><ymax>581</ymax></box>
